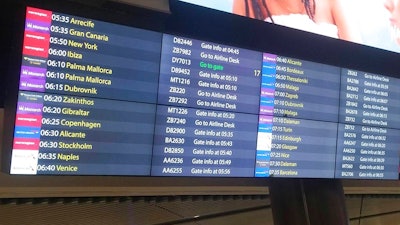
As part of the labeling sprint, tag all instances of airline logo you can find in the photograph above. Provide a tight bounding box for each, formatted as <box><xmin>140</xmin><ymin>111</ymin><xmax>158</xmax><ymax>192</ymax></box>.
<box><xmin>10</xmin><ymin>150</ymin><xmax>39</xmax><ymax>174</ymax></box>
<box><xmin>18</xmin><ymin>91</ymin><xmax>44</xmax><ymax>102</ymax></box>
<box><xmin>26</xmin><ymin>7</ymin><xmax>52</xmax><ymax>23</ymax></box>
<box><xmin>22</xmin><ymin>56</ymin><xmax>47</xmax><ymax>67</ymax></box>
<box><xmin>13</xmin><ymin>138</ymin><xmax>40</xmax><ymax>150</ymax></box>
<box><xmin>25</xmin><ymin>19</ymin><xmax>50</xmax><ymax>33</ymax></box>
<box><xmin>17</xmin><ymin>102</ymin><xmax>43</xmax><ymax>115</ymax></box>
<box><xmin>20</xmin><ymin>66</ymin><xmax>46</xmax><ymax>78</ymax></box>
<box><xmin>22</xmin><ymin>30</ymin><xmax>50</xmax><ymax>58</ymax></box>
<box><xmin>22</xmin><ymin>7</ymin><xmax>51</xmax><ymax>59</ymax></box>
<box><xmin>19</xmin><ymin>77</ymin><xmax>46</xmax><ymax>92</ymax></box>
<box><xmin>15</xmin><ymin>114</ymin><xmax>42</xmax><ymax>127</ymax></box>
<box><xmin>14</xmin><ymin>126</ymin><xmax>41</xmax><ymax>139</ymax></box>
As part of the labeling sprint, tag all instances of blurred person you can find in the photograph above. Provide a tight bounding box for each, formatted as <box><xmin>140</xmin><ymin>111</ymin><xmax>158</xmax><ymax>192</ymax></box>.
<box><xmin>385</xmin><ymin>0</ymin><xmax>400</xmax><ymax>45</ymax></box>
<box><xmin>233</xmin><ymin>0</ymin><xmax>361</xmax><ymax>42</ymax></box>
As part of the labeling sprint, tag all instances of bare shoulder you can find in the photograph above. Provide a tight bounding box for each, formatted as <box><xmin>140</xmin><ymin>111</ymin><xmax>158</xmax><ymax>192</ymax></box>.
<box><xmin>314</xmin><ymin>0</ymin><xmax>335</xmax><ymax>23</ymax></box>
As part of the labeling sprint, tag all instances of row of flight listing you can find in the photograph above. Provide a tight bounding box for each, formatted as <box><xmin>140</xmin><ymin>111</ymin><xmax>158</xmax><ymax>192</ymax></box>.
<box><xmin>10</xmin><ymin>7</ymin><xmax>400</xmax><ymax>179</ymax></box>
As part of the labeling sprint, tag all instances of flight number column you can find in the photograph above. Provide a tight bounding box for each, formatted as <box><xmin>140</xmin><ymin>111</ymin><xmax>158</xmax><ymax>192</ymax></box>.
<box><xmin>152</xmin><ymin>35</ymin><xmax>262</xmax><ymax>177</ymax></box>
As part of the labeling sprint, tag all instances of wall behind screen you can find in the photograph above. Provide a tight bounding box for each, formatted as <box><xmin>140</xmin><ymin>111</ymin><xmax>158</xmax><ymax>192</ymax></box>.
<box><xmin>0</xmin><ymin>0</ymin><xmax>399</xmax><ymax>197</ymax></box>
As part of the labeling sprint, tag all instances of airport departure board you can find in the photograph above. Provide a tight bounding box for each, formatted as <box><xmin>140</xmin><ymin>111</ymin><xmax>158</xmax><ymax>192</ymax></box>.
<box><xmin>8</xmin><ymin>7</ymin><xmax>400</xmax><ymax>179</ymax></box>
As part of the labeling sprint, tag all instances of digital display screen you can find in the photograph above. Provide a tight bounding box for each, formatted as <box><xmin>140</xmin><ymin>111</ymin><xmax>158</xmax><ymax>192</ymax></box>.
<box><xmin>8</xmin><ymin>7</ymin><xmax>400</xmax><ymax>179</ymax></box>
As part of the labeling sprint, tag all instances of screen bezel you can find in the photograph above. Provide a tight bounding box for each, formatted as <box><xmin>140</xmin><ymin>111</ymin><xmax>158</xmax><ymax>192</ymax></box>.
<box><xmin>0</xmin><ymin>0</ymin><xmax>398</xmax><ymax>197</ymax></box>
